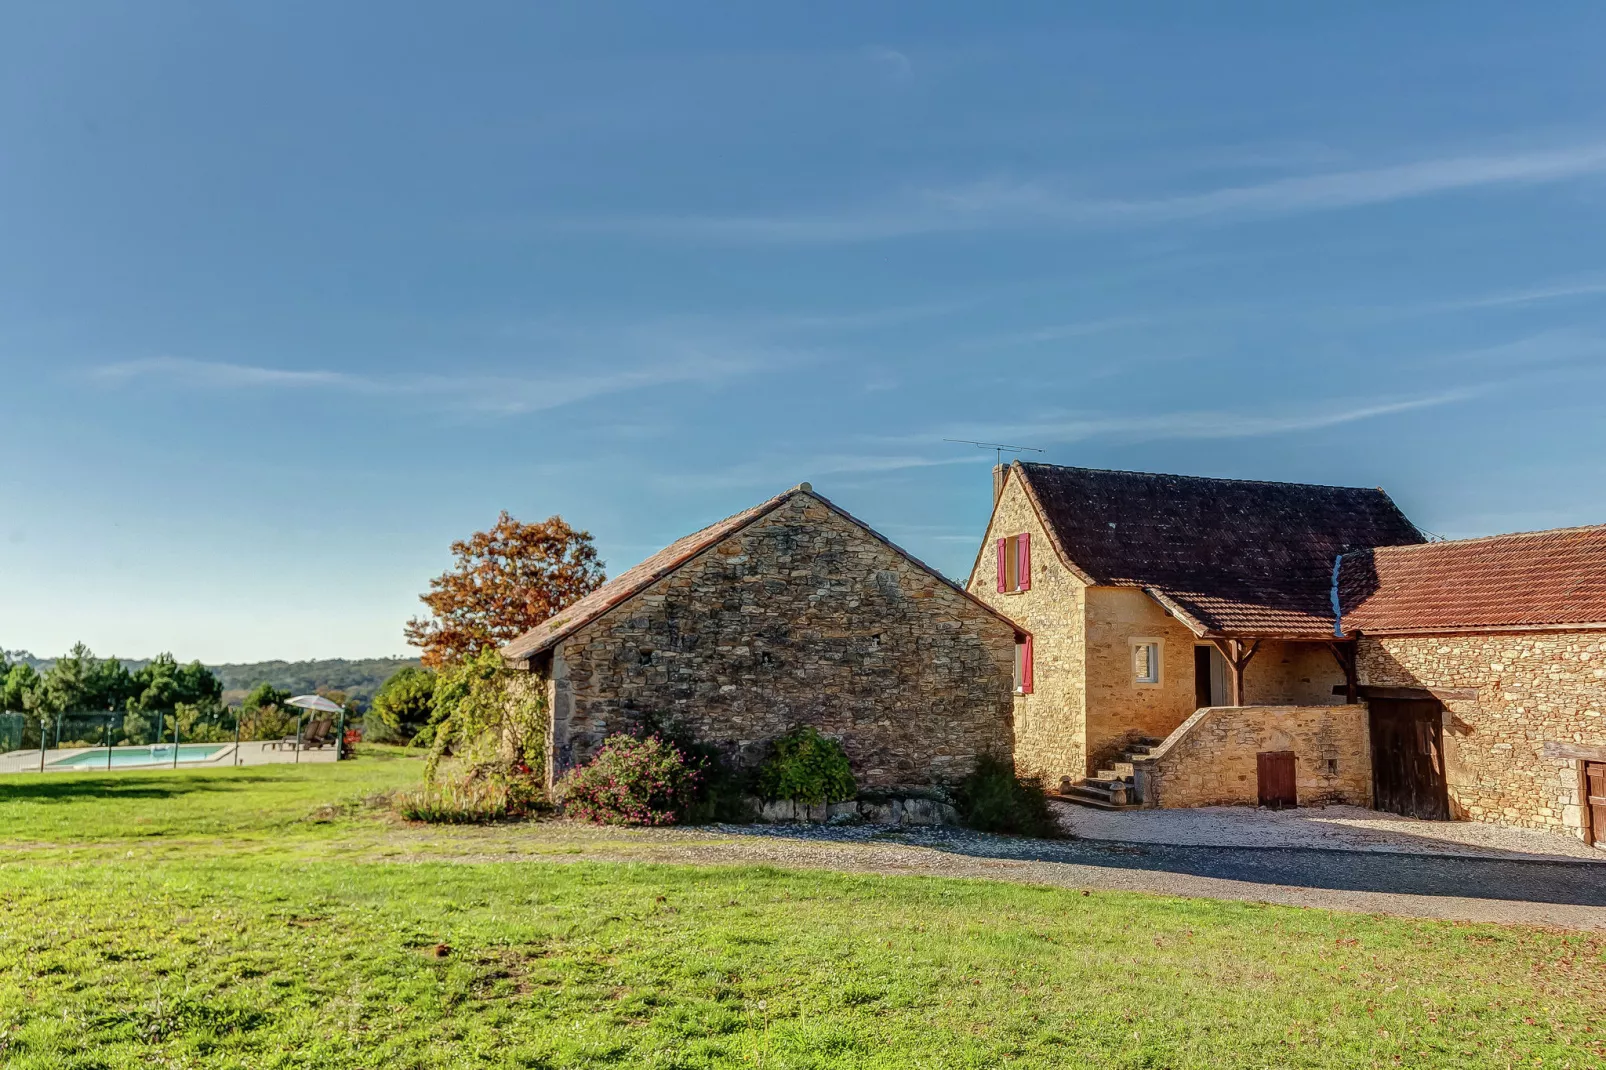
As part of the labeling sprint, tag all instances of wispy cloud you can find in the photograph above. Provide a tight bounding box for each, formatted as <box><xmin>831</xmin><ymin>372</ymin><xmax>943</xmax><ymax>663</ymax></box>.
<box><xmin>957</xmin><ymin>316</ymin><xmax>1147</xmax><ymax>350</ymax></box>
<box><xmin>653</xmin><ymin>452</ymin><xmax>987</xmax><ymax>493</ymax></box>
<box><xmin>88</xmin><ymin>349</ymin><xmax>773</xmax><ymax>416</ymax></box>
<box><xmin>905</xmin><ymin>386</ymin><xmax>1493</xmax><ymax>449</ymax></box>
<box><xmin>555</xmin><ymin>142</ymin><xmax>1606</xmax><ymax>245</ymax></box>
<box><xmin>1419</xmin><ymin>277</ymin><xmax>1606</xmax><ymax>314</ymax></box>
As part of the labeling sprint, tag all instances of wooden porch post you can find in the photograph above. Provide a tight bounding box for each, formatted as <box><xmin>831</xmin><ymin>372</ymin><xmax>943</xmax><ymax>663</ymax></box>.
<box><xmin>1211</xmin><ymin>638</ymin><xmax>1261</xmax><ymax>706</ymax></box>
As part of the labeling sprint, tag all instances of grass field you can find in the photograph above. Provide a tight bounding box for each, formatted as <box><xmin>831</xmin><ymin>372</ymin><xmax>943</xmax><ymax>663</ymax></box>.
<box><xmin>1</xmin><ymin>756</ymin><xmax>1603</xmax><ymax>1068</ymax></box>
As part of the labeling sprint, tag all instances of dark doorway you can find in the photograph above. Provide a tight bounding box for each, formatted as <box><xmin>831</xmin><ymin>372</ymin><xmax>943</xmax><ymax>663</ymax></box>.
<box><xmin>1194</xmin><ymin>645</ymin><xmax>1228</xmax><ymax>708</ymax></box>
<box><xmin>1369</xmin><ymin>698</ymin><xmax>1450</xmax><ymax>819</ymax></box>
<box><xmin>1586</xmin><ymin>762</ymin><xmax>1605</xmax><ymax>847</ymax></box>
<box><xmin>1257</xmin><ymin>750</ymin><xmax>1297</xmax><ymax>808</ymax></box>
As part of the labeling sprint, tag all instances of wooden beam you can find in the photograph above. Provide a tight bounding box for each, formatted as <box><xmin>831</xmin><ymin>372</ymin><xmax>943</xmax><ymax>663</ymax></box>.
<box><xmin>1542</xmin><ymin>740</ymin><xmax>1606</xmax><ymax>763</ymax></box>
<box><xmin>1326</xmin><ymin>641</ymin><xmax>1358</xmax><ymax>703</ymax></box>
<box><xmin>1211</xmin><ymin>637</ymin><xmax>1260</xmax><ymax>706</ymax></box>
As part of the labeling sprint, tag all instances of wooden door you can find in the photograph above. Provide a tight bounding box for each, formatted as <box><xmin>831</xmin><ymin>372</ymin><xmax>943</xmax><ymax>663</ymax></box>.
<box><xmin>1257</xmin><ymin>750</ymin><xmax>1297</xmax><ymax>809</ymax></box>
<box><xmin>1587</xmin><ymin>762</ymin><xmax>1606</xmax><ymax>847</ymax></box>
<box><xmin>1369</xmin><ymin>699</ymin><xmax>1450</xmax><ymax>820</ymax></box>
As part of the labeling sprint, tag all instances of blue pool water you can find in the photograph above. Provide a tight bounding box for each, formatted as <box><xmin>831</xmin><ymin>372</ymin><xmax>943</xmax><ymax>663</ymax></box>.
<box><xmin>50</xmin><ymin>744</ymin><xmax>226</xmax><ymax>769</ymax></box>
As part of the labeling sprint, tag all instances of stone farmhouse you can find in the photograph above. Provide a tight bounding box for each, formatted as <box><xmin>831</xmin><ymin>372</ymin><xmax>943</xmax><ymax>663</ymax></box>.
<box><xmin>501</xmin><ymin>462</ymin><xmax>1603</xmax><ymax>846</ymax></box>
<box><xmin>501</xmin><ymin>483</ymin><xmax>1024</xmax><ymax>790</ymax></box>
<box><xmin>971</xmin><ymin>461</ymin><xmax>1605</xmax><ymax>846</ymax></box>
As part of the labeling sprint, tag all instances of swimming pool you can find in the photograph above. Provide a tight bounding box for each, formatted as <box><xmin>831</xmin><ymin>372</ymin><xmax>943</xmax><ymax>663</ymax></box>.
<box><xmin>49</xmin><ymin>744</ymin><xmax>227</xmax><ymax>769</ymax></box>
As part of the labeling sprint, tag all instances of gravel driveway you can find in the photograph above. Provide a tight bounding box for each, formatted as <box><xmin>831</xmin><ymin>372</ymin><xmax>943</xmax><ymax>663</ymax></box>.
<box><xmin>1054</xmin><ymin>801</ymin><xmax>1606</xmax><ymax>861</ymax></box>
<box><xmin>394</xmin><ymin>816</ymin><xmax>1606</xmax><ymax>931</ymax></box>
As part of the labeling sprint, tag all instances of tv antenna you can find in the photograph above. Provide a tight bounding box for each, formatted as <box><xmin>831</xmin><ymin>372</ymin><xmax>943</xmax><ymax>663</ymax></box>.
<box><xmin>944</xmin><ymin>439</ymin><xmax>1044</xmax><ymax>466</ymax></box>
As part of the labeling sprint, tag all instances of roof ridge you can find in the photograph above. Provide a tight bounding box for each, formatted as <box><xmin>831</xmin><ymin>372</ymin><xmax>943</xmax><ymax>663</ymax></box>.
<box><xmin>1017</xmin><ymin>460</ymin><xmax>1394</xmax><ymax>495</ymax></box>
<box><xmin>1367</xmin><ymin>521</ymin><xmax>1606</xmax><ymax>553</ymax></box>
<box><xmin>503</xmin><ymin>483</ymin><xmax>1024</xmax><ymax>663</ymax></box>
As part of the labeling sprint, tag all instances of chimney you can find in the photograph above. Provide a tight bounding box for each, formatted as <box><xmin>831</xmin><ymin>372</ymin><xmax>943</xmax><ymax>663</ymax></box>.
<box><xmin>993</xmin><ymin>463</ymin><xmax>1008</xmax><ymax>506</ymax></box>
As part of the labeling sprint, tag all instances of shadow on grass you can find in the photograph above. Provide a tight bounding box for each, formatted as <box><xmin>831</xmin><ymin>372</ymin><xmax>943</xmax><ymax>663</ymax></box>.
<box><xmin>0</xmin><ymin>772</ymin><xmax>281</xmax><ymax>804</ymax></box>
<box><xmin>714</xmin><ymin>824</ymin><xmax>1606</xmax><ymax>908</ymax></box>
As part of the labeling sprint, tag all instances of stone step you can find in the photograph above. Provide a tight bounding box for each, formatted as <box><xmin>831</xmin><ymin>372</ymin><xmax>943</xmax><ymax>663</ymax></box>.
<box><xmin>1056</xmin><ymin>783</ymin><xmax>1145</xmax><ymax>811</ymax></box>
<box><xmin>1098</xmin><ymin>761</ymin><xmax>1136</xmax><ymax>778</ymax></box>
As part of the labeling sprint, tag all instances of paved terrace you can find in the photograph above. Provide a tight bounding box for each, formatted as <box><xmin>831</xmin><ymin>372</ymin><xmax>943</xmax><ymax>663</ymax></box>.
<box><xmin>0</xmin><ymin>741</ymin><xmax>339</xmax><ymax>774</ymax></box>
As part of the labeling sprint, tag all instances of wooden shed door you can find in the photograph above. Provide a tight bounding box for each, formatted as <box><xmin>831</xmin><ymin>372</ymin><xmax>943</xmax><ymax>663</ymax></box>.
<box><xmin>1257</xmin><ymin>751</ymin><xmax>1297</xmax><ymax>809</ymax></box>
<box><xmin>1369</xmin><ymin>699</ymin><xmax>1450</xmax><ymax>820</ymax></box>
<box><xmin>1587</xmin><ymin>763</ymin><xmax>1606</xmax><ymax>847</ymax></box>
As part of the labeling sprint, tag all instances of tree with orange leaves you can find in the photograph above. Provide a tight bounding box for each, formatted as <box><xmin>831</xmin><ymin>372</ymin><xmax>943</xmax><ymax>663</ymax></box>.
<box><xmin>404</xmin><ymin>512</ymin><xmax>606</xmax><ymax>668</ymax></box>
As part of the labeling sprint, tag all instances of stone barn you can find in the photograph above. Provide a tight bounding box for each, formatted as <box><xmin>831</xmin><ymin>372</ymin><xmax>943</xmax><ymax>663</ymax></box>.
<box><xmin>1339</xmin><ymin>525</ymin><xmax>1606</xmax><ymax>845</ymax></box>
<box><xmin>501</xmin><ymin>483</ymin><xmax>1025</xmax><ymax>790</ymax></box>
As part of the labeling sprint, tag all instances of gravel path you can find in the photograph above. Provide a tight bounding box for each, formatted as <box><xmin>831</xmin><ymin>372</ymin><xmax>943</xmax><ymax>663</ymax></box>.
<box><xmin>386</xmin><ymin>819</ymin><xmax>1606</xmax><ymax>930</ymax></box>
<box><xmin>1055</xmin><ymin>801</ymin><xmax>1606</xmax><ymax>861</ymax></box>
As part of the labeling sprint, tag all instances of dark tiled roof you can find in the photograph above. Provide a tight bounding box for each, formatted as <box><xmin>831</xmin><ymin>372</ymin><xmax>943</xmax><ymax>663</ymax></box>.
<box><xmin>1015</xmin><ymin>463</ymin><xmax>1424</xmax><ymax>637</ymax></box>
<box><xmin>1339</xmin><ymin>524</ymin><xmax>1606</xmax><ymax>634</ymax></box>
<box><xmin>503</xmin><ymin>485</ymin><xmax>1022</xmax><ymax>663</ymax></box>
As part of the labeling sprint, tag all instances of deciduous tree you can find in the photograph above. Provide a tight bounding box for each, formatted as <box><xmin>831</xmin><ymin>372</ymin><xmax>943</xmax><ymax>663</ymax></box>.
<box><xmin>369</xmin><ymin>665</ymin><xmax>436</xmax><ymax>743</ymax></box>
<box><xmin>404</xmin><ymin>512</ymin><xmax>605</xmax><ymax>667</ymax></box>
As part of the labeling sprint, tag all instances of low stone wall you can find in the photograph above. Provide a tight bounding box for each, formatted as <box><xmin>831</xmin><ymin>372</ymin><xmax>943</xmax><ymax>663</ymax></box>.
<box><xmin>1135</xmin><ymin>705</ymin><xmax>1371</xmax><ymax>809</ymax></box>
<box><xmin>755</xmin><ymin>793</ymin><xmax>959</xmax><ymax>826</ymax></box>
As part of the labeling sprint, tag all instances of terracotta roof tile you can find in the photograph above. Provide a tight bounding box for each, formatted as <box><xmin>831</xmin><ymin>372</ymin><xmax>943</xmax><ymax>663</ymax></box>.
<box><xmin>1339</xmin><ymin>524</ymin><xmax>1606</xmax><ymax>634</ymax></box>
<box><xmin>1016</xmin><ymin>463</ymin><xmax>1424</xmax><ymax>637</ymax></box>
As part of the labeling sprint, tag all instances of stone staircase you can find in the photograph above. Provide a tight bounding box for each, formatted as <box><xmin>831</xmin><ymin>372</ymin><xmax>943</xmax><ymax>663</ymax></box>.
<box><xmin>1056</xmin><ymin>736</ymin><xmax>1163</xmax><ymax>810</ymax></box>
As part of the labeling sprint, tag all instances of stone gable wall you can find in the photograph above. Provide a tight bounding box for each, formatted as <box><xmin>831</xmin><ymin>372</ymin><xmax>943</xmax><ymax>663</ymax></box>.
<box><xmin>546</xmin><ymin>494</ymin><xmax>1019</xmax><ymax>789</ymax></box>
<box><xmin>1358</xmin><ymin>632</ymin><xmax>1606</xmax><ymax>838</ymax></box>
<box><xmin>966</xmin><ymin>477</ymin><xmax>1088</xmax><ymax>784</ymax></box>
<box><xmin>1136</xmin><ymin>704</ymin><xmax>1371</xmax><ymax>809</ymax></box>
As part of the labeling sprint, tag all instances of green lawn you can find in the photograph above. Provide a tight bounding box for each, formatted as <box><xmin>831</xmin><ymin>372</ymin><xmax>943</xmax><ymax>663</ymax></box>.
<box><xmin>1</xmin><ymin>757</ymin><xmax>1602</xmax><ymax>1068</ymax></box>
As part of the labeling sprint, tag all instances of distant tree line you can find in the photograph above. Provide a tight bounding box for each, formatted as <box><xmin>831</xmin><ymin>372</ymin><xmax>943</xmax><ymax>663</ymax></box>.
<box><xmin>0</xmin><ymin>645</ymin><xmax>384</xmax><ymax>751</ymax></box>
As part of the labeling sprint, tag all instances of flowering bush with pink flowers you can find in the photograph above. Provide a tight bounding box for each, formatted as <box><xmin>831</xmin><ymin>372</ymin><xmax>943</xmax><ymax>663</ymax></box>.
<box><xmin>558</xmin><ymin>734</ymin><xmax>702</xmax><ymax>826</ymax></box>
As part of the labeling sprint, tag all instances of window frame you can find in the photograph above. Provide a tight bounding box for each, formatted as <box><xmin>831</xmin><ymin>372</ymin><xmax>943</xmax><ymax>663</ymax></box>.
<box><xmin>1014</xmin><ymin>634</ymin><xmax>1034</xmax><ymax>694</ymax></box>
<box><xmin>995</xmin><ymin>533</ymin><xmax>1032</xmax><ymax>594</ymax></box>
<box><xmin>1130</xmin><ymin>637</ymin><xmax>1164</xmax><ymax>687</ymax></box>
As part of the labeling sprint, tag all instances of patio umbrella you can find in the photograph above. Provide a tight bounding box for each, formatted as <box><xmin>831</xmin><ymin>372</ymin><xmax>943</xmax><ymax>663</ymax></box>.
<box><xmin>287</xmin><ymin>695</ymin><xmax>345</xmax><ymax>713</ymax></box>
<box><xmin>285</xmin><ymin>695</ymin><xmax>345</xmax><ymax>763</ymax></box>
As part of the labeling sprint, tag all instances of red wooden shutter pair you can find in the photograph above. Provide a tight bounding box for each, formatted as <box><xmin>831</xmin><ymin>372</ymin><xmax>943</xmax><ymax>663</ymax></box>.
<box><xmin>996</xmin><ymin>534</ymin><xmax>1032</xmax><ymax>593</ymax></box>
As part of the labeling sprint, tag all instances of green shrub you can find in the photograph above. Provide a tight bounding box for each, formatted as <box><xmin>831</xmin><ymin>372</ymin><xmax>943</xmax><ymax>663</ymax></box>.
<box><xmin>955</xmin><ymin>753</ymin><xmax>1062</xmax><ymax>838</ymax></box>
<box><xmin>558</xmin><ymin>734</ymin><xmax>702</xmax><ymax>826</ymax></box>
<box><xmin>629</xmin><ymin>714</ymin><xmax>754</xmax><ymax>823</ymax></box>
<box><xmin>756</xmin><ymin>726</ymin><xmax>856</xmax><ymax>806</ymax></box>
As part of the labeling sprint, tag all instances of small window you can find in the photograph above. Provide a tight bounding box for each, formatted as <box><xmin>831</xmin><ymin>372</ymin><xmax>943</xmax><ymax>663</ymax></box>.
<box><xmin>995</xmin><ymin>533</ymin><xmax>1032</xmax><ymax>593</ymax></box>
<box><xmin>1014</xmin><ymin>635</ymin><xmax>1034</xmax><ymax>694</ymax></box>
<box><xmin>1131</xmin><ymin>639</ymin><xmax>1162</xmax><ymax>686</ymax></box>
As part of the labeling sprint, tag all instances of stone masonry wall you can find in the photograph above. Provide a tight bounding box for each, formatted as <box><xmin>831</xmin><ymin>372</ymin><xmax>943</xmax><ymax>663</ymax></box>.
<box><xmin>548</xmin><ymin>493</ymin><xmax>1020</xmax><ymax>789</ymax></box>
<box><xmin>1137</xmin><ymin>705</ymin><xmax>1371</xmax><ymax>809</ymax></box>
<box><xmin>1082</xmin><ymin>593</ymin><xmax>1347</xmax><ymax>775</ymax></box>
<box><xmin>1358</xmin><ymin>632</ymin><xmax>1606</xmax><ymax>839</ymax></box>
<box><xmin>1083</xmin><ymin>587</ymin><xmax>1202</xmax><ymax>772</ymax></box>
<box><xmin>967</xmin><ymin>476</ymin><xmax>1088</xmax><ymax>785</ymax></box>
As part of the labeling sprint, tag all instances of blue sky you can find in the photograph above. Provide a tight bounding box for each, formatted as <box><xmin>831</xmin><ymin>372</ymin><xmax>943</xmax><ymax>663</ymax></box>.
<box><xmin>4</xmin><ymin>3</ymin><xmax>1605</xmax><ymax>662</ymax></box>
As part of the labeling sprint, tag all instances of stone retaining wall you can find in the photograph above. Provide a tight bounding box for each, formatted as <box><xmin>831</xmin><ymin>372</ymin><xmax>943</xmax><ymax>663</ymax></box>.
<box><xmin>1135</xmin><ymin>704</ymin><xmax>1371</xmax><ymax>809</ymax></box>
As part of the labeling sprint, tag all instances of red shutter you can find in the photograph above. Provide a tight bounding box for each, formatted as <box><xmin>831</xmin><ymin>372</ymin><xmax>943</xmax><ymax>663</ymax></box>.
<box><xmin>1020</xmin><ymin>634</ymin><xmax>1034</xmax><ymax>694</ymax></box>
<box><xmin>996</xmin><ymin>538</ymin><xmax>1007</xmax><ymax>593</ymax></box>
<box><xmin>1017</xmin><ymin>532</ymin><xmax>1031</xmax><ymax>591</ymax></box>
